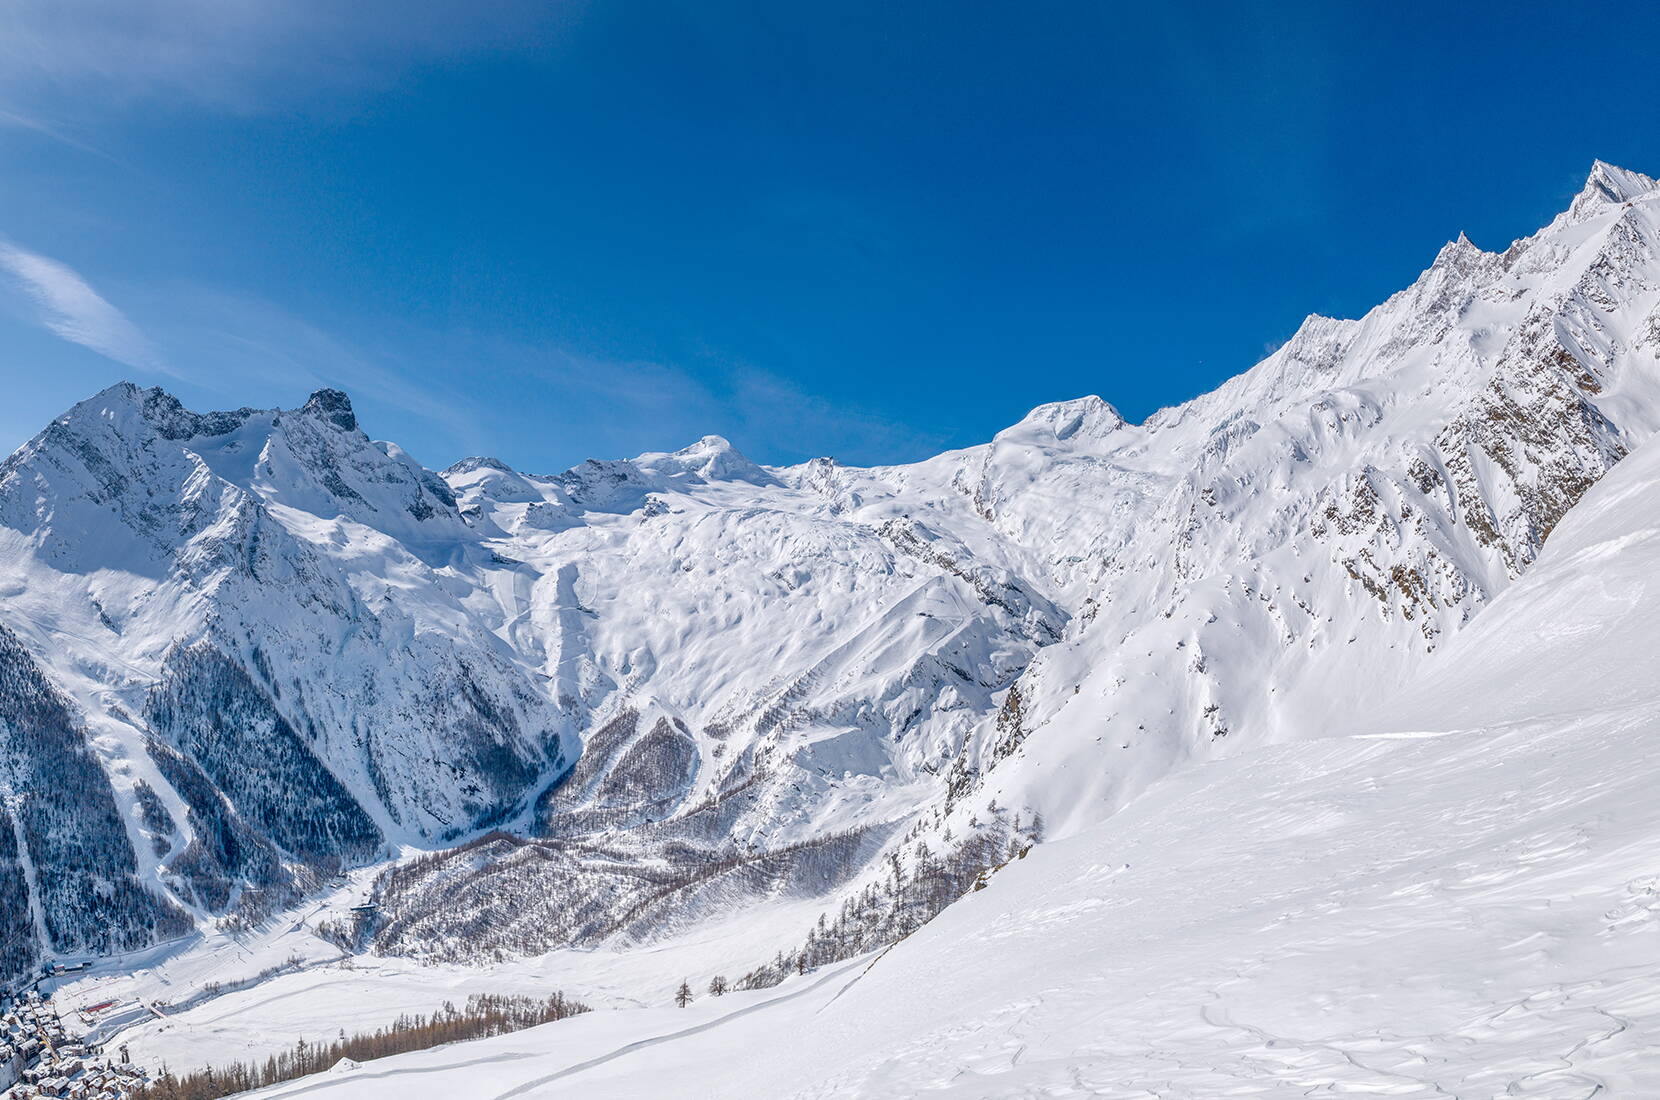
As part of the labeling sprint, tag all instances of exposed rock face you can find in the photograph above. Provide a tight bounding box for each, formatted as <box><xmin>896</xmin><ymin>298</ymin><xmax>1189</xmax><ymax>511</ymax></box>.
<box><xmin>299</xmin><ymin>388</ymin><xmax>359</xmax><ymax>433</ymax></box>
<box><xmin>5</xmin><ymin>162</ymin><xmax>1660</xmax><ymax>969</ymax></box>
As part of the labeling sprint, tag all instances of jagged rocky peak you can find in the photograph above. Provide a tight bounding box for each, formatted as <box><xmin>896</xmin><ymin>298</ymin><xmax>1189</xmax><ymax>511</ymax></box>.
<box><xmin>59</xmin><ymin>380</ymin><xmax>259</xmax><ymax>442</ymax></box>
<box><xmin>1568</xmin><ymin>159</ymin><xmax>1659</xmax><ymax>221</ymax></box>
<box><xmin>999</xmin><ymin>395</ymin><xmax>1125</xmax><ymax>444</ymax></box>
<box><xmin>1430</xmin><ymin>231</ymin><xmax>1490</xmax><ymax>271</ymax></box>
<box><xmin>61</xmin><ymin>382</ymin><xmax>362</xmax><ymax>443</ymax></box>
<box><xmin>1584</xmin><ymin>159</ymin><xmax>1657</xmax><ymax>203</ymax></box>
<box><xmin>1289</xmin><ymin>311</ymin><xmax>1361</xmax><ymax>346</ymax></box>
<box><xmin>299</xmin><ymin>387</ymin><xmax>359</xmax><ymax>432</ymax></box>
<box><xmin>28</xmin><ymin>383</ymin><xmax>469</xmax><ymax>538</ymax></box>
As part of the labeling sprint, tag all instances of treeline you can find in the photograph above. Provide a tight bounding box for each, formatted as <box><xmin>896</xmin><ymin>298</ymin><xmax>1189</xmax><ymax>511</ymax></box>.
<box><xmin>133</xmin><ymin>991</ymin><xmax>589</xmax><ymax>1100</ymax></box>
<box><xmin>728</xmin><ymin>806</ymin><xmax>1041</xmax><ymax>993</ymax></box>
<box><xmin>193</xmin><ymin>955</ymin><xmax>306</xmax><ymax>1002</ymax></box>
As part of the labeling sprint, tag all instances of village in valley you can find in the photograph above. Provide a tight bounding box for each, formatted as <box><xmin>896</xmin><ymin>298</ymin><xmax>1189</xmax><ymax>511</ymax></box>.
<box><xmin>1</xmin><ymin>980</ymin><xmax>150</xmax><ymax>1100</ymax></box>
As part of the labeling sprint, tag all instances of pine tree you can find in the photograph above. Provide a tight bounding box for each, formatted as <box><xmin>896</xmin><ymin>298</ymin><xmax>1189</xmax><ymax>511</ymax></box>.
<box><xmin>675</xmin><ymin>979</ymin><xmax>693</xmax><ymax>1008</ymax></box>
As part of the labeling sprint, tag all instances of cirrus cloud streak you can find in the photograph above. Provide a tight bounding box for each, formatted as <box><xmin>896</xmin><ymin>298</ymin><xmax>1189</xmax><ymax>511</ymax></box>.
<box><xmin>0</xmin><ymin>241</ymin><xmax>171</xmax><ymax>375</ymax></box>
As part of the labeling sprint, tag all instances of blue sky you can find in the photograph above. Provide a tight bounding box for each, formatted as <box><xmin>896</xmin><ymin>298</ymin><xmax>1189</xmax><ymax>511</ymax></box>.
<box><xmin>2</xmin><ymin>1</ymin><xmax>1658</xmax><ymax>472</ymax></box>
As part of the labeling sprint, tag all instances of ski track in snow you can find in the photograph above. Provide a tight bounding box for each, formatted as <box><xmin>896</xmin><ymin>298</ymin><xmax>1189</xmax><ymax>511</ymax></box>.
<box><xmin>486</xmin><ymin>961</ymin><xmax>866</xmax><ymax>1100</ymax></box>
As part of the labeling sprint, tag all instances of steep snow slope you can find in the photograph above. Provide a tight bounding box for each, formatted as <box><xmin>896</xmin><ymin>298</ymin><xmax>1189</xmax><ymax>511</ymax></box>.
<box><xmin>931</xmin><ymin>159</ymin><xmax>1660</xmax><ymax>836</ymax></box>
<box><xmin>372</xmin><ymin>434</ymin><xmax>1058</xmax><ymax>960</ymax></box>
<box><xmin>234</xmin><ymin>415</ymin><xmax>1660</xmax><ymax>1098</ymax></box>
<box><xmin>0</xmin><ymin>385</ymin><xmax>571</xmax><ymax>973</ymax></box>
<box><xmin>383</xmin><ymin>159</ymin><xmax>1660</xmax><ymax>951</ymax></box>
<box><xmin>6</xmin><ymin>162</ymin><xmax>1660</xmax><ymax>987</ymax></box>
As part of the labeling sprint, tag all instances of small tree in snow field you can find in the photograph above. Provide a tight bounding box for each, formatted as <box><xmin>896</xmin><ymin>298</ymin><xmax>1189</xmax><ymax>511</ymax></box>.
<box><xmin>675</xmin><ymin>980</ymin><xmax>694</xmax><ymax>1008</ymax></box>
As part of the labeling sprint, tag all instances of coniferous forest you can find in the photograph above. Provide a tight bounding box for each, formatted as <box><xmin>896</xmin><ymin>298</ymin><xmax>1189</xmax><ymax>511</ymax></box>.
<box><xmin>132</xmin><ymin>992</ymin><xmax>589</xmax><ymax>1100</ymax></box>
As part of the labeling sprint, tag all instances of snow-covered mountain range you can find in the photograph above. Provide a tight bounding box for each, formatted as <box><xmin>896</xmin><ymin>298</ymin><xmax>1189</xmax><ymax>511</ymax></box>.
<box><xmin>232</xmin><ymin>401</ymin><xmax>1660</xmax><ymax>1094</ymax></box>
<box><xmin>5</xmin><ymin>160</ymin><xmax>1660</xmax><ymax>989</ymax></box>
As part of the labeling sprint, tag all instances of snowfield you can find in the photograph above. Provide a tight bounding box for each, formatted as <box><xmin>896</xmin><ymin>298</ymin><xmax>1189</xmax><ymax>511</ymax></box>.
<box><xmin>218</xmin><ymin>431</ymin><xmax>1660</xmax><ymax>1096</ymax></box>
<box><xmin>12</xmin><ymin>160</ymin><xmax>1660</xmax><ymax>1097</ymax></box>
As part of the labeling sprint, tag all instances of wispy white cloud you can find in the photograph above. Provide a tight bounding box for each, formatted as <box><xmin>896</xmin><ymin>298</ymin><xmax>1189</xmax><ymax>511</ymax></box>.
<box><xmin>0</xmin><ymin>0</ymin><xmax>579</xmax><ymax>122</ymax></box>
<box><xmin>0</xmin><ymin>241</ymin><xmax>171</xmax><ymax>374</ymax></box>
<box><xmin>0</xmin><ymin>105</ymin><xmax>121</xmax><ymax>161</ymax></box>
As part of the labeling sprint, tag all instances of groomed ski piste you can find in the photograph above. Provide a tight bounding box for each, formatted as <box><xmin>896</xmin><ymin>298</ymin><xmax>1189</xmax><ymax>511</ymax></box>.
<box><xmin>43</xmin><ymin>402</ymin><xmax>1660</xmax><ymax>1097</ymax></box>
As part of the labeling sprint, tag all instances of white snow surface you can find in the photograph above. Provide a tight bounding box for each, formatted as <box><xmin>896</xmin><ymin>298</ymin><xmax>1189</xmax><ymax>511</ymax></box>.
<box><xmin>12</xmin><ymin>161</ymin><xmax>1660</xmax><ymax>1094</ymax></box>
<box><xmin>172</xmin><ymin>396</ymin><xmax>1660</xmax><ymax>1096</ymax></box>
<box><xmin>7</xmin><ymin>162</ymin><xmax>1660</xmax><ymax>865</ymax></box>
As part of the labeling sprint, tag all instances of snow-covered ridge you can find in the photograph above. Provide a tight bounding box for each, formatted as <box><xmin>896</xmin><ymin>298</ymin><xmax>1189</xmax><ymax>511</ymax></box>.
<box><xmin>103</xmin><ymin>303</ymin><xmax>1660</xmax><ymax>1098</ymax></box>
<box><xmin>4</xmin><ymin>161</ymin><xmax>1660</xmax><ymax>980</ymax></box>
